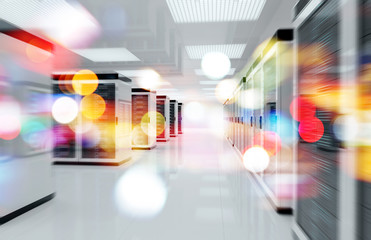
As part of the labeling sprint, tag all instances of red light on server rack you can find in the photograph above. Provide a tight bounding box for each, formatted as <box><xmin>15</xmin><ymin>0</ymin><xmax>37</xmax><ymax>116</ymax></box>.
<box><xmin>290</xmin><ymin>96</ymin><xmax>316</xmax><ymax>122</ymax></box>
<box><xmin>298</xmin><ymin>117</ymin><xmax>324</xmax><ymax>143</ymax></box>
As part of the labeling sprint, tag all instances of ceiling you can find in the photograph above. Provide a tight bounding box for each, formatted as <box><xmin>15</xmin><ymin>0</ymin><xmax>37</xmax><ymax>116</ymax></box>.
<box><xmin>1</xmin><ymin>0</ymin><xmax>297</xmax><ymax>103</ymax></box>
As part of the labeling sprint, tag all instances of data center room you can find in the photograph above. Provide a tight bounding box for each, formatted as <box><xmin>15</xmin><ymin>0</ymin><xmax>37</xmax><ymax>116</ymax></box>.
<box><xmin>0</xmin><ymin>0</ymin><xmax>369</xmax><ymax>240</ymax></box>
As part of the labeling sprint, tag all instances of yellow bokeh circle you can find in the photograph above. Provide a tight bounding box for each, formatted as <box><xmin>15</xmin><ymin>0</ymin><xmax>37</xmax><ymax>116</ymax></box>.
<box><xmin>72</xmin><ymin>69</ymin><xmax>99</xmax><ymax>96</ymax></box>
<box><xmin>80</xmin><ymin>93</ymin><xmax>106</xmax><ymax>120</ymax></box>
<box><xmin>141</xmin><ymin>111</ymin><xmax>164</xmax><ymax>137</ymax></box>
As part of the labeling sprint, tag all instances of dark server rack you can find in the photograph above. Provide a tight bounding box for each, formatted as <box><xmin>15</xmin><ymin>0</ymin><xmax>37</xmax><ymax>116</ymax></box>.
<box><xmin>131</xmin><ymin>88</ymin><xmax>157</xmax><ymax>149</ymax></box>
<box><xmin>178</xmin><ymin>103</ymin><xmax>183</xmax><ymax>134</ymax></box>
<box><xmin>156</xmin><ymin>95</ymin><xmax>170</xmax><ymax>142</ymax></box>
<box><xmin>358</xmin><ymin>0</ymin><xmax>371</xmax><ymax>239</ymax></box>
<box><xmin>170</xmin><ymin>100</ymin><xmax>178</xmax><ymax>137</ymax></box>
<box><xmin>53</xmin><ymin>73</ymin><xmax>132</xmax><ymax>165</ymax></box>
<box><xmin>293</xmin><ymin>0</ymin><xmax>341</xmax><ymax>239</ymax></box>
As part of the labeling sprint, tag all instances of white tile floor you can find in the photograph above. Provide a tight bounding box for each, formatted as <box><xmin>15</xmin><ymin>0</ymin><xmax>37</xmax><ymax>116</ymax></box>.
<box><xmin>0</xmin><ymin>129</ymin><xmax>294</xmax><ymax>240</ymax></box>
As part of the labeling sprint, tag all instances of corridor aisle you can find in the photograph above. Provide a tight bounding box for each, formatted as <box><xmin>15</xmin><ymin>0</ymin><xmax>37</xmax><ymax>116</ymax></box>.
<box><xmin>0</xmin><ymin>129</ymin><xmax>293</xmax><ymax>240</ymax></box>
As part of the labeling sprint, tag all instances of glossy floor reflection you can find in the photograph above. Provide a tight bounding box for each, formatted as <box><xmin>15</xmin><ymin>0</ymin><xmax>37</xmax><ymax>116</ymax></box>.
<box><xmin>0</xmin><ymin>129</ymin><xmax>293</xmax><ymax>240</ymax></box>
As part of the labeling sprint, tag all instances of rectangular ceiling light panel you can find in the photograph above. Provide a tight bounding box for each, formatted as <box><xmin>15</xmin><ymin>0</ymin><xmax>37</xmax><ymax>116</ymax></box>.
<box><xmin>166</xmin><ymin>0</ymin><xmax>266</xmax><ymax>23</ymax></box>
<box><xmin>186</xmin><ymin>44</ymin><xmax>246</xmax><ymax>59</ymax></box>
<box><xmin>72</xmin><ymin>48</ymin><xmax>140</xmax><ymax>62</ymax></box>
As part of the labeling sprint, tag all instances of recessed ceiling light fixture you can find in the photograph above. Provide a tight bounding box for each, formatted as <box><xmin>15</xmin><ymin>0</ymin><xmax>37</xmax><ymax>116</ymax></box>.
<box><xmin>185</xmin><ymin>44</ymin><xmax>246</xmax><ymax>59</ymax></box>
<box><xmin>166</xmin><ymin>0</ymin><xmax>266</xmax><ymax>23</ymax></box>
<box><xmin>195</xmin><ymin>68</ymin><xmax>236</xmax><ymax>76</ymax></box>
<box><xmin>72</xmin><ymin>48</ymin><xmax>140</xmax><ymax>62</ymax></box>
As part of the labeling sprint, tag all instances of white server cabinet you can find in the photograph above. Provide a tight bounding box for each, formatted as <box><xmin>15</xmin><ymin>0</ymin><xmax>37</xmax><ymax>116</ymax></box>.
<box><xmin>52</xmin><ymin>73</ymin><xmax>132</xmax><ymax>166</ymax></box>
<box><xmin>156</xmin><ymin>95</ymin><xmax>170</xmax><ymax>142</ymax></box>
<box><xmin>169</xmin><ymin>100</ymin><xmax>178</xmax><ymax>137</ymax></box>
<box><xmin>132</xmin><ymin>88</ymin><xmax>157</xmax><ymax>149</ymax></box>
<box><xmin>260</xmin><ymin>29</ymin><xmax>295</xmax><ymax>213</ymax></box>
<box><xmin>178</xmin><ymin>103</ymin><xmax>183</xmax><ymax>134</ymax></box>
<box><xmin>0</xmin><ymin>21</ymin><xmax>54</xmax><ymax>224</ymax></box>
<box><xmin>226</xmin><ymin>29</ymin><xmax>295</xmax><ymax>213</ymax></box>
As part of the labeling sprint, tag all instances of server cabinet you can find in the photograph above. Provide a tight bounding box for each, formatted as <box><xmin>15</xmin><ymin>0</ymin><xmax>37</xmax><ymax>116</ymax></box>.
<box><xmin>132</xmin><ymin>88</ymin><xmax>157</xmax><ymax>149</ymax></box>
<box><xmin>261</xmin><ymin>29</ymin><xmax>295</xmax><ymax>213</ymax></box>
<box><xmin>53</xmin><ymin>73</ymin><xmax>132</xmax><ymax>165</ymax></box>
<box><xmin>156</xmin><ymin>95</ymin><xmax>170</xmax><ymax>142</ymax></box>
<box><xmin>0</xmin><ymin>21</ymin><xmax>54</xmax><ymax>224</ymax></box>
<box><xmin>238</xmin><ymin>29</ymin><xmax>295</xmax><ymax>213</ymax></box>
<box><xmin>170</xmin><ymin>100</ymin><xmax>178</xmax><ymax>137</ymax></box>
<box><xmin>357</xmin><ymin>0</ymin><xmax>371</xmax><ymax>239</ymax></box>
<box><xmin>178</xmin><ymin>103</ymin><xmax>183</xmax><ymax>134</ymax></box>
<box><xmin>293</xmin><ymin>1</ymin><xmax>341</xmax><ymax>239</ymax></box>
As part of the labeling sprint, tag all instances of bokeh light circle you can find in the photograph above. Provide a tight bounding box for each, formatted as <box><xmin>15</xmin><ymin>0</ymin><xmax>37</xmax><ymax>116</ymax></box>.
<box><xmin>21</xmin><ymin>120</ymin><xmax>48</xmax><ymax>148</ymax></box>
<box><xmin>141</xmin><ymin>111</ymin><xmax>165</xmax><ymax>137</ymax></box>
<box><xmin>299</xmin><ymin>117</ymin><xmax>324</xmax><ymax>143</ymax></box>
<box><xmin>290</xmin><ymin>96</ymin><xmax>316</xmax><ymax>122</ymax></box>
<box><xmin>238</xmin><ymin>88</ymin><xmax>263</xmax><ymax>109</ymax></box>
<box><xmin>0</xmin><ymin>96</ymin><xmax>22</xmax><ymax>140</ymax></box>
<box><xmin>52</xmin><ymin>96</ymin><xmax>79</xmax><ymax>124</ymax></box>
<box><xmin>201</xmin><ymin>52</ymin><xmax>231</xmax><ymax>80</ymax></box>
<box><xmin>184</xmin><ymin>101</ymin><xmax>205</xmax><ymax>122</ymax></box>
<box><xmin>137</xmin><ymin>70</ymin><xmax>161</xmax><ymax>90</ymax></box>
<box><xmin>215</xmin><ymin>79</ymin><xmax>238</xmax><ymax>103</ymax></box>
<box><xmin>81</xmin><ymin>93</ymin><xmax>106</xmax><ymax>119</ymax></box>
<box><xmin>253</xmin><ymin>131</ymin><xmax>281</xmax><ymax>157</ymax></box>
<box><xmin>333</xmin><ymin>115</ymin><xmax>358</xmax><ymax>142</ymax></box>
<box><xmin>243</xmin><ymin>147</ymin><xmax>270</xmax><ymax>173</ymax></box>
<box><xmin>82</xmin><ymin>124</ymin><xmax>101</xmax><ymax>148</ymax></box>
<box><xmin>72</xmin><ymin>69</ymin><xmax>99</xmax><ymax>96</ymax></box>
<box><xmin>114</xmin><ymin>167</ymin><xmax>167</xmax><ymax>218</ymax></box>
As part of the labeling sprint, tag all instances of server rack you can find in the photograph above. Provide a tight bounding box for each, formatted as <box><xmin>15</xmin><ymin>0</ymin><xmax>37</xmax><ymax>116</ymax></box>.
<box><xmin>292</xmin><ymin>1</ymin><xmax>346</xmax><ymax>239</ymax></box>
<box><xmin>156</xmin><ymin>95</ymin><xmax>170</xmax><ymax>142</ymax></box>
<box><xmin>178</xmin><ymin>103</ymin><xmax>183</xmax><ymax>134</ymax></box>
<box><xmin>170</xmin><ymin>100</ymin><xmax>178</xmax><ymax>137</ymax></box>
<box><xmin>225</xmin><ymin>29</ymin><xmax>295</xmax><ymax>213</ymax></box>
<box><xmin>0</xmin><ymin>21</ymin><xmax>55</xmax><ymax>224</ymax></box>
<box><xmin>132</xmin><ymin>88</ymin><xmax>157</xmax><ymax>149</ymax></box>
<box><xmin>52</xmin><ymin>73</ymin><xmax>132</xmax><ymax>165</ymax></box>
<box><xmin>356</xmin><ymin>1</ymin><xmax>371</xmax><ymax>239</ymax></box>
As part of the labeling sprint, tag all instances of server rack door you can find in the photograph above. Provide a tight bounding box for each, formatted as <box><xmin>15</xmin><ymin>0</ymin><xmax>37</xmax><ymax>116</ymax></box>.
<box><xmin>81</xmin><ymin>83</ymin><xmax>116</xmax><ymax>159</ymax></box>
<box><xmin>263</xmin><ymin>53</ymin><xmax>278</xmax><ymax>194</ymax></box>
<box><xmin>296</xmin><ymin>1</ymin><xmax>340</xmax><ymax>239</ymax></box>
<box><xmin>170</xmin><ymin>101</ymin><xmax>178</xmax><ymax>136</ymax></box>
<box><xmin>52</xmin><ymin>84</ymin><xmax>77</xmax><ymax>160</ymax></box>
<box><xmin>156</xmin><ymin>99</ymin><xmax>166</xmax><ymax>139</ymax></box>
<box><xmin>357</xmin><ymin>0</ymin><xmax>371</xmax><ymax>239</ymax></box>
<box><xmin>132</xmin><ymin>94</ymin><xmax>149</xmax><ymax>146</ymax></box>
<box><xmin>178</xmin><ymin>104</ymin><xmax>182</xmax><ymax>134</ymax></box>
<box><xmin>253</xmin><ymin>69</ymin><xmax>263</xmax><ymax>149</ymax></box>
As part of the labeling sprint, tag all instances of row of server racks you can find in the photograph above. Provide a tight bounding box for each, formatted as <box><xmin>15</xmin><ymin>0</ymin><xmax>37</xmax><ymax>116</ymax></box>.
<box><xmin>52</xmin><ymin>75</ymin><xmax>184</xmax><ymax>165</ymax></box>
<box><xmin>224</xmin><ymin>0</ymin><xmax>371</xmax><ymax>239</ymax></box>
